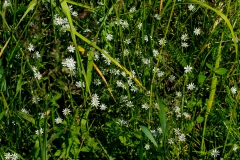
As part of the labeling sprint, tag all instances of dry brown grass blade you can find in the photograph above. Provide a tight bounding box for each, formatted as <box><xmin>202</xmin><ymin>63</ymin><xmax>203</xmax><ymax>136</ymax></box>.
<box><xmin>78</xmin><ymin>46</ymin><xmax>116</xmax><ymax>102</ymax></box>
<box><xmin>0</xmin><ymin>38</ymin><xmax>11</xmax><ymax>57</ymax></box>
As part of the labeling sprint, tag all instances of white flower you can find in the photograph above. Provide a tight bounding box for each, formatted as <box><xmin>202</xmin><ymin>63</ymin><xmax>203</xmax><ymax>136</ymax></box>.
<box><xmin>194</xmin><ymin>28</ymin><xmax>201</xmax><ymax>35</ymax></box>
<box><xmin>154</xmin><ymin>14</ymin><xmax>161</xmax><ymax>20</ymax></box>
<box><xmin>34</xmin><ymin>71</ymin><xmax>42</xmax><ymax>80</ymax></box>
<box><xmin>11</xmin><ymin>153</ymin><xmax>18</xmax><ymax>160</ymax></box>
<box><xmin>28</xmin><ymin>43</ymin><xmax>34</xmax><ymax>52</ymax></box>
<box><xmin>67</xmin><ymin>45</ymin><xmax>75</xmax><ymax>53</ymax></box>
<box><xmin>94</xmin><ymin>79</ymin><xmax>101</xmax><ymax>86</ymax></box>
<box><xmin>187</xmin><ymin>83</ymin><xmax>195</xmax><ymax>90</ymax></box>
<box><xmin>174</xmin><ymin>128</ymin><xmax>181</xmax><ymax>135</ymax></box>
<box><xmin>123</xmin><ymin>49</ymin><xmax>129</xmax><ymax>56</ymax></box>
<box><xmin>116</xmin><ymin>119</ymin><xmax>128</xmax><ymax>126</ymax></box>
<box><xmin>3</xmin><ymin>1</ymin><xmax>11</xmax><ymax>8</ymax></box>
<box><xmin>153</xmin><ymin>49</ymin><xmax>159</xmax><ymax>57</ymax></box>
<box><xmin>157</xmin><ymin>127</ymin><xmax>162</xmax><ymax>134</ymax></box>
<box><xmin>168</xmin><ymin>138</ymin><xmax>174</xmax><ymax>145</ymax></box>
<box><xmin>144</xmin><ymin>35</ymin><xmax>148</xmax><ymax>42</ymax></box>
<box><xmin>121</xmin><ymin>20</ymin><xmax>129</xmax><ymax>29</ymax></box>
<box><xmin>76</xmin><ymin>81</ymin><xmax>85</xmax><ymax>88</ymax></box>
<box><xmin>62</xmin><ymin>57</ymin><xmax>76</xmax><ymax>72</ymax></box>
<box><xmin>130</xmin><ymin>85</ymin><xmax>138</xmax><ymax>92</ymax></box>
<box><xmin>183</xmin><ymin>112</ymin><xmax>191</xmax><ymax>119</ymax></box>
<box><xmin>126</xmin><ymin>101</ymin><xmax>133</xmax><ymax>108</ymax></box>
<box><xmin>188</xmin><ymin>4</ymin><xmax>195</xmax><ymax>11</ymax></box>
<box><xmin>97</xmin><ymin>1</ymin><xmax>104</xmax><ymax>5</ymax></box>
<box><xmin>233</xmin><ymin>144</ymin><xmax>238</xmax><ymax>151</ymax></box>
<box><xmin>62</xmin><ymin>108</ymin><xmax>71</xmax><ymax>116</ymax></box>
<box><xmin>106</xmin><ymin>34</ymin><xmax>113</xmax><ymax>41</ymax></box>
<box><xmin>231</xmin><ymin>86</ymin><xmax>237</xmax><ymax>94</ymax></box>
<box><xmin>39</xmin><ymin>112</ymin><xmax>45</xmax><ymax>119</ymax></box>
<box><xmin>178</xmin><ymin>133</ymin><xmax>186</xmax><ymax>142</ymax></box>
<box><xmin>33</xmin><ymin>51</ymin><xmax>41</xmax><ymax>59</ymax></box>
<box><xmin>159</xmin><ymin>38</ymin><xmax>166</xmax><ymax>46</ymax></box>
<box><xmin>142</xmin><ymin>58</ymin><xmax>150</xmax><ymax>65</ymax></box>
<box><xmin>32</xmin><ymin>96</ymin><xmax>40</xmax><ymax>104</ymax></box>
<box><xmin>142</xmin><ymin>103</ymin><xmax>149</xmax><ymax>110</ymax></box>
<box><xmin>184</xmin><ymin>65</ymin><xmax>193</xmax><ymax>73</ymax></box>
<box><xmin>181</xmin><ymin>33</ymin><xmax>188</xmax><ymax>41</ymax></box>
<box><xmin>84</xmin><ymin>29</ymin><xmax>91</xmax><ymax>32</ymax></box>
<box><xmin>71</xmin><ymin>11</ymin><xmax>78</xmax><ymax>17</ymax></box>
<box><xmin>35</xmin><ymin>128</ymin><xmax>43</xmax><ymax>135</ymax></box>
<box><xmin>138</xmin><ymin>23</ymin><xmax>142</xmax><ymax>30</ymax></box>
<box><xmin>176</xmin><ymin>91</ymin><xmax>182</xmax><ymax>97</ymax></box>
<box><xmin>124</xmin><ymin>38</ymin><xmax>131</xmax><ymax>44</ymax></box>
<box><xmin>4</xmin><ymin>152</ymin><xmax>11</xmax><ymax>160</ymax></box>
<box><xmin>169</xmin><ymin>75</ymin><xmax>176</xmax><ymax>82</ymax></box>
<box><xmin>211</xmin><ymin>149</ymin><xmax>220</xmax><ymax>158</ymax></box>
<box><xmin>100</xmin><ymin>104</ymin><xmax>107</xmax><ymax>110</ymax></box>
<box><xmin>129</xmin><ymin>6</ymin><xmax>136</xmax><ymax>12</ymax></box>
<box><xmin>157</xmin><ymin>71</ymin><xmax>165</xmax><ymax>78</ymax></box>
<box><xmin>144</xmin><ymin>144</ymin><xmax>150</xmax><ymax>150</ymax></box>
<box><xmin>55</xmin><ymin>117</ymin><xmax>63</xmax><ymax>124</ymax></box>
<box><xmin>91</xmin><ymin>93</ymin><xmax>100</xmax><ymax>107</ymax></box>
<box><xmin>21</xmin><ymin>108</ymin><xmax>29</xmax><ymax>114</ymax></box>
<box><xmin>181</xmin><ymin>42</ymin><xmax>189</xmax><ymax>47</ymax></box>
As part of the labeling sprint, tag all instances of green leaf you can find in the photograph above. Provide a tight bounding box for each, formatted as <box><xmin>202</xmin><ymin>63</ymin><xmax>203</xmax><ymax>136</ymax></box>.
<box><xmin>17</xmin><ymin>112</ymin><xmax>35</xmax><ymax>125</ymax></box>
<box><xmin>198</xmin><ymin>73</ymin><xmax>206</xmax><ymax>84</ymax></box>
<box><xmin>158</xmin><ymin>98</ymin><xmax>166</xmax><ymax>141</ymax></box>
<box><xmin>196</xmin><ymin>116</ymin><xmax>204</xmax><ymax>123</ymax></box>
<box><xmin>214</xmin><ymin>68</ymin><xmax>227</xmax><ymax>75</ymax></box>
<box><xmin>206</xmin><ymin>63</ymin><xmax>213</xmax><ymax>70</ymax></box>
<box><xmin>16</xmin><ymin>0</ymin><xmax>37</xmax><ymax>28</ymax></box>
<box><xmin>140</xmin><ymin>125</ymin><xmax>158</xmax><ymax>148</ymax></box>
<box><xmin>0</xmin><ymin>110</ymin><xmax>6</xmax><ymax>121</ymax></box>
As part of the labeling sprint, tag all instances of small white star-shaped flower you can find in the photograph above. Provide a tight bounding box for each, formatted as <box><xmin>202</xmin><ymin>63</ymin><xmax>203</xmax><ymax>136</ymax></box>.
<box><xmin>67</xmin><ymin>45</ymin><xmax>75</xmax><ymax>53</ymax></box>
<box><xmin>184</xmin><ymin>65</ymin><xmax>193</xmax><ymax>73</ymax></box>
<box><xmin>187</xmin><ymin>83</ymin><xmax>195</xmax><ymax>90</ymax></box>
<box><xmin>230</xmin><ymin>86</ymin><xmax>237</xmax><ymax>94</ymax></box>
<box><xmin>194</xmin><ymin>28</ymin><xmax>201</xmax><ymax>35</ymax></box>
<box><xmin>55</xmin><ymin>117</ymin><xmax>63</xmax><ymax>124</ymax></box>
<box><xmin>144</xmin><ymin>144</ymin><xmax>150</xmax><ymax>150</ymax></box>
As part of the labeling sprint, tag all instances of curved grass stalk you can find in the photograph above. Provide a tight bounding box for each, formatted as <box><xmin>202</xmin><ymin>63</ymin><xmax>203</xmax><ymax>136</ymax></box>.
<box><xmin>201</xmin><ymin>33</ymin><xmax>224</xmax><ymax>152</ymax></box>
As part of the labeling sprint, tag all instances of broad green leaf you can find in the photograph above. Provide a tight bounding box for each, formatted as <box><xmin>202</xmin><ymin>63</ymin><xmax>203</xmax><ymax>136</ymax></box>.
<box><xmin>196</xmin><ymin>116</ymin><xmax>204</xmax><ymax>123</ymax></box>
<box><xmin>214</xmin><ymin>68</ymin><xmax>227</xmax><ymax>75</ymax></box>
<box><xmin>140</xmin><ymin>125</ymin><xmax>158</xmax><ymax>148</ymax></box>
<box><xmin>0</xmin><ymin>110</ymin><xmax>6</xmax><ymax>121</ymax></box>
<box><xmin>80</xmin><ymin>146</ymin><xmax>91</xmax><ymax>152</ymax></box>
<box><xmin>17</xmin><ymin>112</ymin><xmax>35</xmax><ymax>125</ymax></box>
<box><xmin>198</xmin><ymin>73</ymin><xmax>206</xmax><ymax>84</ymax></box>
<box><xmin>206</xmin><ymin>63</ymin><xmax>213</xmax><ymax>70</ymax></box>
<box><xmin>16</xmin><ymin>0</ymin><xmax>37</xmax><ymax>28</ymax></box>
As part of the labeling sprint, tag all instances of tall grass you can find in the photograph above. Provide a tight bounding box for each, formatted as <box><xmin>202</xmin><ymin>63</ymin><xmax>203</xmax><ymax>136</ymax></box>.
<box><xmin>0</xmin><ymin>0</ymin><xmax>239</xmax><ymax>159</ymax></box>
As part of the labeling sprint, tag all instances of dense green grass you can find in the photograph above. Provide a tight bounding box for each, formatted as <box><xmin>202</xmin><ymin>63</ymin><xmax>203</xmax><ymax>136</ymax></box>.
<box><xmin>0</xmin><ymin>0</ymin><xmax>239</xmax><ymax>159</ymax></box>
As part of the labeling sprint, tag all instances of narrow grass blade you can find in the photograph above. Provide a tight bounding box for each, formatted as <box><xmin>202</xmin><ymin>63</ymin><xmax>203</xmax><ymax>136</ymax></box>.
<box><xmin>158</xmin><ymin>97</ymin><xmax>166</xmax><ymax>141</ymax></box>
<box><xmin>16</xmin><ymin>0</ymin><xmax>37</xmax><ymax>28</ymax></box>
<box><xmin>77</xmin><ymin>46</ymin><xmax>116</xmax><ymax>101</ymax></box>
<box><xmin>74</xmin><ymin>31</ymin><xmax>147</xmax><ymax>91</ymax></box>
<box><xmin>60</xmin><ymin>0</ymin><xmax>91</xmax><ymax>96</ymax></box>
<box><xmin>140</xmin><ymin>125</ymin><xmax>158</xmax><ymax>148</ymax></box>
<box><xmin>65</xmin><ymin>0</ymin><xmax>94</xmax><ymax>11</ymax></box>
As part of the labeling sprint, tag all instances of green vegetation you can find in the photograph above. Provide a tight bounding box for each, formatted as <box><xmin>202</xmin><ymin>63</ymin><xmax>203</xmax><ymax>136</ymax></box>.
<box><xmin>0</xmin><ymin>0</ymin><xmax>239</xmax><ymax>159</ymax></box>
